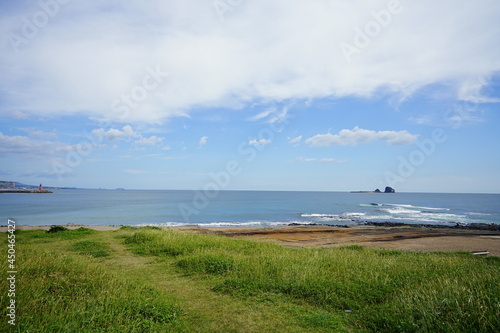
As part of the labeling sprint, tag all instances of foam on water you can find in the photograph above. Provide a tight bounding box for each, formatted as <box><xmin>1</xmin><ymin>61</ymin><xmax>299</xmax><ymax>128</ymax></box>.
<box><xmin>134</xmin><ymin>221</ymin><xmax>294</xmax><ymax>228</ymax></box>
<box><xmin>300</xmin><ymin>201</ymin><xmax>493</xmax><ymax>226</ymax></box>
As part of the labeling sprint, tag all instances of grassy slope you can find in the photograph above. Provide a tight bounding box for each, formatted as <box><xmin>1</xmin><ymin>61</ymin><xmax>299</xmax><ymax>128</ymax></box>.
<box><xmin>1</xmin><ymin>227</ymin><xmax>499</xmax><ymax>332</ymax></box>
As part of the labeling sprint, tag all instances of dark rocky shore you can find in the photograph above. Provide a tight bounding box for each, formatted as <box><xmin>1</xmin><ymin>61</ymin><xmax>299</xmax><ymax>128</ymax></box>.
<box><xmin>361</xmin><ymin>221</ymin><xmax>500</xmax><ymax>231</ymax></box>
<box><xmin>288</xmin><ymin>221</ymin><xmax>500</xmax><ymax>231</ymax></box>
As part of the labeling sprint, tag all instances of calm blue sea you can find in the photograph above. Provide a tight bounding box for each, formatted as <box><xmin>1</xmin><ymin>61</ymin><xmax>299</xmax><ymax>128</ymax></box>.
<box><xmin>1</xmin><ymin>189</ymin><xmax>499</xmax><ymax>227</ymax></box>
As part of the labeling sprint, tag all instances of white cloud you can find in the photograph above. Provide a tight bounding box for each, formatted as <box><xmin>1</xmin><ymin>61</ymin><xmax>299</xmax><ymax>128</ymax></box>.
<box><xmin>296</xmin><ymin>157</ymin><xmax>346</xmax><ymax>164</ymax></box>
<box><xmin>248</xmin><ymin>106</ymin><xmax>289</xmax><ymax>124</ymax></box>
<box><xmin>11</xmin><ymin>110</ymin><xmax>28</xmax><ymax>119</ymax></box>
<box><xmin>198</xmin><ymin>136</ymin><xmax>208</xmax><ymax>147</ymax></box>
<box><xmin>92</xmin><ymin>125</ymin><xmax>138</xmax><ymax>141</ymax></box>
<box><xmin>288</xmin><ymin>135</ymin><xmax>302</xmax><ymax>144</ymax></box>
<box><xmin>135</xmin><ymin>135</ymin><xmax>164</xmax><ymax>146</ymax></box>
<box><xmin>296</xmin><ymin>157</ymin><xmax>316</xmax><ymax>162</ymax></box>
<box><xmin>249</xmin><ymin>138</ymin><xmax>271</xmax><ymax>146</ymax></box>
<box><xmin>30</xmin><ymin>130</ymin><xmax>58</xmax><ymax>140</ymax></box>
<box><xmin>248</xmin><ymin>108</ymin><xmax>274</xmax><ymax>122</ymax></box>
<box><xmin>2</xmin><ymin>1</ymin><xmax>498</xmax><ymax>123</ymax></box>
<box><xmin>20</xmin><ymin>129</ymin><xmax>58</xmax><ymax>140</ymax></box>
<box><xmin>93</xmin><ymin>125</ymin><xmax>166</xmax><ymax>147</ymax></box>
<box><xmin>458</xmin><ymin>78</ymin><xmax>500</xmax><ymax>104</ymax></box>
<box><xmin>0</xmin><ymin>132</ymin><xmax>74</xmax><ymax>157</ymax></box>
<box><xmin>305</xmin><ymin>127</ymin><xmax>418</xmax><ymax>147</ymax></box>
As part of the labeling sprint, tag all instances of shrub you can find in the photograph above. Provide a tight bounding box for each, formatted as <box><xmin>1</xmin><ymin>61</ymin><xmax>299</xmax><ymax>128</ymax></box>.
<box><xmin>47</xmin><ymin>225</ymin><xmax>69</xmax><ymax>233</ymax></box>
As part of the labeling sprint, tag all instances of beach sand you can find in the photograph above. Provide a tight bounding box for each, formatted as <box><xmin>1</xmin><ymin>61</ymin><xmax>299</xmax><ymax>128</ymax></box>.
<box><xmin>3</xmin><ymin>224</ymin><xmax>499</xmax><ymax>256</ymax></box>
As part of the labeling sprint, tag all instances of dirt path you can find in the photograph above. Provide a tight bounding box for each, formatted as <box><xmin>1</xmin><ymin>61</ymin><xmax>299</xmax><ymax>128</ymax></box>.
<box><xmin>96</xmin><ymin>231</ymin><xmax>318</xmax><ymax>332</ymax></box>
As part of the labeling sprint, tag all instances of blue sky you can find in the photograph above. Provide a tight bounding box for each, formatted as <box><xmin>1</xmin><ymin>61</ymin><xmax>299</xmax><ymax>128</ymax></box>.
<box><xmin>1</xmin><ymin>0</ymin><xmax>499</xmax><ymax>193</ymax></box>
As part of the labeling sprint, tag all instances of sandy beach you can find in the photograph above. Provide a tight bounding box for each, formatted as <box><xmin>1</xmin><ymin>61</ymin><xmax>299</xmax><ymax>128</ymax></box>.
<box><xmin>3</xmin><ymin>224</ymin><xmax>499</xmax><ymax>256</ymax></box>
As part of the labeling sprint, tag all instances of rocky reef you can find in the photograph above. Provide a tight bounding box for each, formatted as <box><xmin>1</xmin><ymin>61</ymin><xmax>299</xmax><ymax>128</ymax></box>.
<box><xmin>351</xmin><ymin>186</ymin><xmax>395</xmax><ymax>193</ymax></box>
<box><xmin>384</xmin><ymin>186</ymin><xmax>395</xmax><ymax>193</ymax></box>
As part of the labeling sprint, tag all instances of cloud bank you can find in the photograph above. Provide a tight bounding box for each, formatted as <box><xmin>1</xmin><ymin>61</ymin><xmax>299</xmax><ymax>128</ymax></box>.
<box><xmin>1</xmin><ymin>0</ymin><xmax>499</xmax><ymax>123</ymax></box>
<box><xmin>0</xmin><ymin>132</ymin><xmax>74</xmax><ymax>157</ymax></box>
<box><xmin>296</xmin><ymin>156</ymin><xmax>346</xmax><ymax>164</ymax></box>
<box><xmin>306</xmin><ymin>127</ymin><xmax>418</xmax><ymax>147</ymax></box>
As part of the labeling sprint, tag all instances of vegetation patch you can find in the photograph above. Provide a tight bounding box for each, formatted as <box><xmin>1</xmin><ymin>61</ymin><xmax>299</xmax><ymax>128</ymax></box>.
<box><xmin>124</xmin><ymin>228</ymin><xmax>499</xmax><ymax>332</ymax></box>
<box><xmin>45</xmin><ymin>226</ymin><xmax>96</xmax><ymax>238</ymax></box>
<box><xmin>1</xmin><ymin>227</ymin><xmax>498</xmax><ymax>332</ymax></box>
<box><xmin>71</xmin><ymin>240</ymin><xmax>111</xmax><ymax>258</ymax></box>
<box><xmin>176</xmin><ymin>254</ymin><xmax>235</xmax><ymax>275</ymax></box>
<box><xmin>47</xmin><ymin>225</ymin><xmax>69</xmax><ymax>233</ymax></box>
<box><xmin>0</xmin><ymin>249</ymin><xmax>180</xmax><ymax>332</ymax></box>
<box><xmin>298</xmin><ymin>311</ymin><xmax>347</xmax><ymax>332</ymax></box>
<box><xmin>124</xmin><ymin>228</ymin><xmax>254</xmax><ymax>257</ymax></box>
<box><xmin>119</xmin><ymin>225</ymin><xmax>139</xmax><ymax>230</ymax></box>
<box><xmin>13</xmin><ymin>228</ymin><xmax>97</xmax><ymax>244</ymax></box>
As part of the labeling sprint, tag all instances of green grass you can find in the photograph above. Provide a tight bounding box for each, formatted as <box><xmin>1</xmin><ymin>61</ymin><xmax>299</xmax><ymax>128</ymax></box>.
<box><xmin>14</xmin><ymin>227</ymin><xmax>97</xmax><ymax>244</ymax></box>
<box><xmin>1</xmin><ymin>227</ymin><xmax>499</xmax><ymax>332</ymax></box>
<box><xmin>70</xmin><ymin>240</ymin><xmax>111</xmax><ymax>258</ymax></box>
<box><xmin>0</xmin><ymin>249</ymin><xmax>180</xmax><ymax>332</ymax></box>
<box><xmin>125</xmin><ymin>228</ymin><xmax>500</xmax><ymax>332</ymax></box>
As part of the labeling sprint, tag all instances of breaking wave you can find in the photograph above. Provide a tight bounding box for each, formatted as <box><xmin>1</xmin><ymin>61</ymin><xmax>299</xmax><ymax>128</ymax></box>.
<box><xmin>300</xmin><ymin>203</ymin><xmax>491</xmax><ymax>226</ymax></box>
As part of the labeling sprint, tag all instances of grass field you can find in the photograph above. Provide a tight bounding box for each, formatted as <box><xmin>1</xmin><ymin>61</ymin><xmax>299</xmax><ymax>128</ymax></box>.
<box><xmin>1</xmin><ymin>226</ymin><xmax>499</xmax><ymax>332</ymax></box>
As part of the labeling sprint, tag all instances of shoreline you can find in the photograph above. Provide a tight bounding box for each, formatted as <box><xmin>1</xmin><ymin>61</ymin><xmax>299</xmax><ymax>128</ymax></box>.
<box><xmin>2</xmin><ymin>223</ymin><xmax>499</xmax><ymax>256</ymax></box>
<box><xmin>2</xmin><ymin>220</ymin><xmax>498</xmax><ymax>231</ymax></box>
<box><xmin>0</xmin><ymin>189</ymin><xmax>53</xmax><ymax>193</ymax></box>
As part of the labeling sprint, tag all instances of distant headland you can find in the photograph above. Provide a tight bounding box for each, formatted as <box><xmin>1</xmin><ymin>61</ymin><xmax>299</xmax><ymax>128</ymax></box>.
<box><xmin>0</xmin><ymin>189</ymin><xmax>53</xmax><ymax>193</ymax></box>
<box><xmin>351</xmin><ymin>186</ymin><xmax>395</xmax><ymax>194</ymax></box>
<box><xmin>0</xmin><ymin>181</ymin><xmax>53</xmax><ymax>193</ymax></box>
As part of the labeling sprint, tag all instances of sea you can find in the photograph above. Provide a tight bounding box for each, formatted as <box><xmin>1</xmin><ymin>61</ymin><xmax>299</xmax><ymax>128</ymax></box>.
<box><xmin>1</xmin><ymin>189</ymin><xmax>499</xmax><ymax>227</ymax></box>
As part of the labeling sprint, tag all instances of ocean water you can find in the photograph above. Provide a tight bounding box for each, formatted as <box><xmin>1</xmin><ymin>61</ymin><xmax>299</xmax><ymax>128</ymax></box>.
<box><xmin>1</xmin><ymin>189</ymin><xmax>499</xmax><ymax>227</ymax></box>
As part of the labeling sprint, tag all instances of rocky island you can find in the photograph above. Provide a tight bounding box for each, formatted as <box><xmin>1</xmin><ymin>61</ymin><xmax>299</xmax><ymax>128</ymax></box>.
<box><xmin>351</xmin><ymin>186</ymin><xmax>395</xmax><ymax>193</ymax></box>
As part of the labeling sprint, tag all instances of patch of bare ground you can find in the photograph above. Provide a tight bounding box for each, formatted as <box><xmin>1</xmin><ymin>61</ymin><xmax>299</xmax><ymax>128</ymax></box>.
<box><xmin>196</xmin><ymin>225</ymin><xmax>500</xmax><ymax>256</ymax></box>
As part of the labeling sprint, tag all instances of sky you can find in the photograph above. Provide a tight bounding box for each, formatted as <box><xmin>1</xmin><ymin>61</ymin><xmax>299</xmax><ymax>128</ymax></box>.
<box><xmin>0</xmin><ymin>0</ymin><xmax>499</xmax><ymax>193</ymax></box>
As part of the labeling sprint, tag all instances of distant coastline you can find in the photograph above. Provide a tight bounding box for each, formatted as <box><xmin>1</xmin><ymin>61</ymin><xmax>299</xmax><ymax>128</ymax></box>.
<box><xmin>0</xmin><ymin>180</ymin><xmax>61</xmax><ymax>193</ymax></box>
<box><xmin>0</xmin><ymin>189</ymin><xmax>53</xmax><ymax>193</ymax></box>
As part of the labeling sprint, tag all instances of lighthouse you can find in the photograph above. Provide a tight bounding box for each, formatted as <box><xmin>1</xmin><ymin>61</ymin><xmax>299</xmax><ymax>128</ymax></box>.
<box><xmin>39</xmin><ymin>184</ymin><xmax>43</xmax><ymax>191</ymax></box>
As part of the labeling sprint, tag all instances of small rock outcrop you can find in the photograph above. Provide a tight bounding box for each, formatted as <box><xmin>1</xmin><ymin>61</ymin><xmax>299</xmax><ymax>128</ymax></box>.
<box><xmin>384</xmin><ymin>186</ymin><xmax>395</xmax><ymax>193</ymax></box>
<box><xmin>351</xmin><ymin>187</ymin><xmax>396</xmax><ymax>193</ymax></box>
